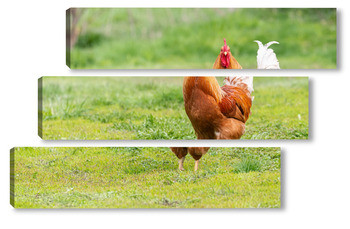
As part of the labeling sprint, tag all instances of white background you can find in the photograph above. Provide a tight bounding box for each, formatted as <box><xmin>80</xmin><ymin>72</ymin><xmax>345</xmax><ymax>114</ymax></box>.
<box><xmin>1</xmin><ymin>0</ymin><xmax>349</xmax><ymax>228</ymax></box>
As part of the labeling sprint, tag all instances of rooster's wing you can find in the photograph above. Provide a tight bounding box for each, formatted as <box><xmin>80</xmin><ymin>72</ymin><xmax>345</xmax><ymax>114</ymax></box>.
<box><xmin>219</xmin><ymin>85</ymin><xmax>252</xmax><ymax>123</ymax></box>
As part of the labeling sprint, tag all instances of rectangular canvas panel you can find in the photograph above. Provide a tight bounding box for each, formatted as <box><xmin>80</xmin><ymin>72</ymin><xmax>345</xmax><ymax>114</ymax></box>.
<box><xmin>38</xmin><ymin>76</ymin><xmax>309</xmax><ymax>140</ymax></box>
<box><xmin>10</xmin><ymin>147</ymin><xmax>281</xmax><ymax>208</ymax></box>
<box><xmin>66</xmin><ymin>8</ymin><xmax>336</xmax><ymax>69</ymax></box>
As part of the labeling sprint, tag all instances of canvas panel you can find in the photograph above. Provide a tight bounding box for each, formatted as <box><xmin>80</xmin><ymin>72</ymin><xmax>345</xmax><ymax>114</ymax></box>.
<box><xmin>38</xmin><ymin>76</ymin><xmax>309</xmax><ymax>140</ymax></box>
<box><xmin>10</xmin><ymin>147</ymin><xmax>281</xmax><ymax>208</ymax></box>
<box><xmin>66</xmin><ymin>8</ymin><xmax>337</xmax><ymax>69</ymax></box>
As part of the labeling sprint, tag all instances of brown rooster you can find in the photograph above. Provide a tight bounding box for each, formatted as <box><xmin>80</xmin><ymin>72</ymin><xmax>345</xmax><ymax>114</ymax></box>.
<box><xmin>172</xmin><ymin>75</ymin><xmax>253</xmax><ymax>171</ymax></box>
<box><xmin>171</xmin><ymin>38</ymin><xmax>279</xmax><ymax>171</ymax></box>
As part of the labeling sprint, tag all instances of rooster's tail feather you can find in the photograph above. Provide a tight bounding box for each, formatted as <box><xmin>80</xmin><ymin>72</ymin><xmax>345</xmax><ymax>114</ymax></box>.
<box><xmin>254</xmin><ymin>40</ymin><xmax>280</xmax><ymax>69</ymax></box>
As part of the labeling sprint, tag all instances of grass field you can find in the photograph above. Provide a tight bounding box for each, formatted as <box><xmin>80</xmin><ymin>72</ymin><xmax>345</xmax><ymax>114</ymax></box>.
<box><xmin>11</xmin><ymin>147</ymin><xmax>281</xmax><ymax>208</ymax></box>
<box><xmin>68</xmin><ymin>8</ymin><xmax>336</xmax><ymax>69</ymax></box>
<box><xmin>39</xmin><ymin>76</ymin><xmax>308</xmax><ymax>140</ymax></box>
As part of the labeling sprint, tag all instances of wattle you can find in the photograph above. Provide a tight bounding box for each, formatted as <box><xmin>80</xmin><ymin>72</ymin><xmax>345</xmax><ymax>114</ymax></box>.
<box><xmin>220</xmin><ymin>53</ymin><xmax>230</xmax><ymax>68</ymax></box>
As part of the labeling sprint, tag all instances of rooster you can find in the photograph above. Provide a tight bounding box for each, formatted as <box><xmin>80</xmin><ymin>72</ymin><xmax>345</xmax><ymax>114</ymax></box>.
<box><xmin>171</xmin><ymin>39</ymin><xmax>279</xmax><ymax>171</ymax></box>
<box><xmin>172</xmin><ymin>76</ymin><xmax>253</xmax><ymax>171</ymax></box>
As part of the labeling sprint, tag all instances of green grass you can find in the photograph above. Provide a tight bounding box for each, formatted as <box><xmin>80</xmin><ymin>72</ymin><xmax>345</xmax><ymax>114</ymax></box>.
<box><xmin>11</xmin><ymin>147</ymin><xmax>281</xmax><ymax>208</ymax></box>
<box><xmin>39</xmin><ymin>76</ymin><xmax>308</xmax><ymax>140</ymax></box>
<box><xmin>68</xmin><ymin>8</ymin><xmax>336</xmax><ymax>69</ymax></box>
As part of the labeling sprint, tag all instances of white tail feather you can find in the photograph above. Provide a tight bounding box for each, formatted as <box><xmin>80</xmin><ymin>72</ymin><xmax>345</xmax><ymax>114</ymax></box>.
<box><xmin>254</xmin><ymin>40</ymin><xmax>280</xmax><ymax>69</ymax></box>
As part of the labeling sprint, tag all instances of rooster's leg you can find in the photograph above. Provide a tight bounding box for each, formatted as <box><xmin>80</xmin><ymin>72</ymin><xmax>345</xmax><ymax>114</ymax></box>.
<box><xmin>194</xmin><ymin>160</ymin><xmax>200</xmax><ymax>172</ymax></box>
<box><xmin>178</xmin><ymin>157</ymin><xmax>185</xmax><ymax>171</ymax></box>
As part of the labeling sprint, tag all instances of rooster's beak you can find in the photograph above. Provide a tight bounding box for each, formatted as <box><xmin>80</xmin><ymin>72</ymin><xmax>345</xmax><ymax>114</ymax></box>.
<box><xmin>224</xmin><ymin>52</ymin><xmax>227</xmax><ymax>56</ymax></box>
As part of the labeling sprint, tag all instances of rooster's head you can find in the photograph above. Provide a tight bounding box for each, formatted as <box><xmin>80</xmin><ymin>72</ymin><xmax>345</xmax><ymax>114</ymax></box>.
<box><xmin>220</xmin><ymin>39</ymin><xmax>231</xmax><ymax>68</ymax></box>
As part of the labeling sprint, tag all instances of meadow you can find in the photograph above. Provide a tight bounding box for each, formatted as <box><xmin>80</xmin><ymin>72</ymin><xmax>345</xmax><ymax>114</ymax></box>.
<box><xmin>68</xmin><ymin>8</ymin><xmax>336</xmax><ymax>69</ymax></box>
<box><xmin>39</xmin><ymin>77</ymin><xmax>309</xmax><ymax>140</ymax></box>
<box><xmin>11</xmin><ymin>147</ymin><xmax>281</xmax><ymax>208</ymax></box>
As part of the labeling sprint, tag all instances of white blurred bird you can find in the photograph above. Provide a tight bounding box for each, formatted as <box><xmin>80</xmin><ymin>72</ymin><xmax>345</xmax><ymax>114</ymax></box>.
<box><xmin>254</xmin><ymin>40</ymin><xmax>280</xmax><ymax>69</ymax></box>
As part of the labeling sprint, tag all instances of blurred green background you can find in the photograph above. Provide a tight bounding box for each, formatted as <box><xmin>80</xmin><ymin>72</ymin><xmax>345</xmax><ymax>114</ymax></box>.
<box><xmin>40</xmin><ymin>77</ymin><xmax>308</xmax><ymax>140</ymax></box>
<box><xmin>67</xmin><ymin>8</ymin><xmax>336</xmax><ymax>69</ymax></box>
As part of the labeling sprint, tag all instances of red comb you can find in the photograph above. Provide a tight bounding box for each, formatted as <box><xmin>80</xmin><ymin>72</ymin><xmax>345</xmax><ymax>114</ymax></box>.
<box><xmin>220</xmin><ymin>38</ymin><xmax>230</xmax><ymax>68</ymax></box>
